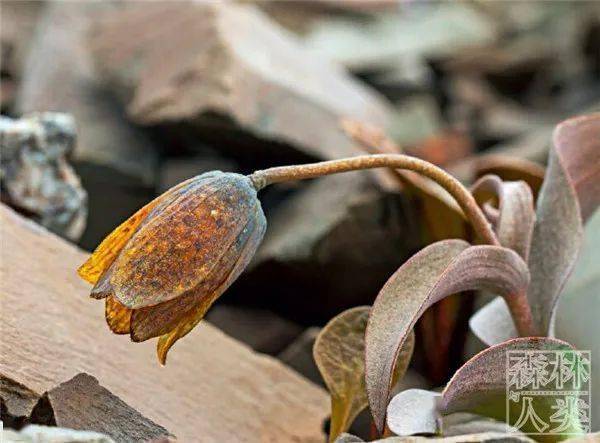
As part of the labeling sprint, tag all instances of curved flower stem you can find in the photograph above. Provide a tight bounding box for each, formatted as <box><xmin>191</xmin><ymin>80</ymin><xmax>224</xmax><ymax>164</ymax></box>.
<box><xmin>249</xmin><ymin>154</ymin><xmax>500</xmax><ymax>246</ymax></box>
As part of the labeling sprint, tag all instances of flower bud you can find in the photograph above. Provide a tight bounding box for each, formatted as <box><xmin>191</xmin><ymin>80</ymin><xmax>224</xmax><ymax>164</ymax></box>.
<box><xmin>78</xmin><ymin>171</ymin><xmax>266</xmax><ymax>363</ymax></box>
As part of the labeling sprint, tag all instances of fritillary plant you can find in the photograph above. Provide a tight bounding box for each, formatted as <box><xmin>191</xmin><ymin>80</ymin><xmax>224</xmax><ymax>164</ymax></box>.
<box><xmin>79</xmin><ymin>143</ymin><xmax>502</xmax><ymax>362</ymax></box>
<box><xmin>78</xmin><ymin>113</ymin><xmax>599</xmax><ymax>441</ymax></box>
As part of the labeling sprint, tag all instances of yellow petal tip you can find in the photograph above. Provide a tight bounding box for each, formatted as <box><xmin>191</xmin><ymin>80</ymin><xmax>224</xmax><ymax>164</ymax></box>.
<box><xmin>77</xmin><ymin>261</ymin><xmax>98</xmax><ymax>285</ymax></box>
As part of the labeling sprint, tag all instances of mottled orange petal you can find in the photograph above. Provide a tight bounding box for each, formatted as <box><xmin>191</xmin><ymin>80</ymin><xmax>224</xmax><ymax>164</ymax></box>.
<box><xmin>111</xmin><ymin>174</ymin><xmax>258</xmax><ymax>309</ymax></box>
<box><xmin>156</xmin><ymin>206</ymin><xmax>266</xmax><ymax>364</ymax></box>
<box><xmin>78</xmin><ymin>204</ymin><xmax>157</xmax><ymax>285</ymax></box>
<box><xmin>130</xmin><ymin>291</ymin><xmax>202</xmax><ymax>342</ymax></box>
<box><xmin>130</xmin><ymin>213</ymin><xmax>257</xmax><ymax>342</ymax></box>
<box><xmin>77</xmin><ymin>176</ymin><xmax>200</xmax><ymax>285</ymax></box>
<box><xmin>156</xmin><ymin>295</ymin><xmax>215</xmax><ymax>365</ymax></box>
<box><xmin>105</xmin><ymin>295</ymin><xmax>132</xmax><ymax>334</ymax></box>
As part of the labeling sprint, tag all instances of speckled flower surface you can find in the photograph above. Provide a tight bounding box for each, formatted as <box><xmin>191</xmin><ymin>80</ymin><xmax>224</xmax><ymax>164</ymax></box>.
<box><xmin>78</xmin><ymin>171</ymin><xmax>266</xmax><ymax>363</ymax></box>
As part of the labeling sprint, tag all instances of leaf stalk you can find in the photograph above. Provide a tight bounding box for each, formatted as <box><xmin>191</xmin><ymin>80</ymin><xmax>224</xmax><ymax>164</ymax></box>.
<box><xmin>505</xmin><ymin>290</ymin><xmax>538</xmax><ymax>337</ymax></box>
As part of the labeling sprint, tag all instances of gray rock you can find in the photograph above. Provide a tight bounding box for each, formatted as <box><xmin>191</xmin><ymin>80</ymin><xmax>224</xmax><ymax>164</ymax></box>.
<box><xmin>0</xmin><ymin>113</ymin><xmax>87</xmax><ymax>241</ymax></box>
<box><xmin>158</xmin><ymin>155</ymin><xmax>238</xmax><ymax>193</ymax></box>
<box><xmin>304</xmin><ymin>3</ymin><xmax>498</xmax><ymax>72</ymax></box>
<box><xmin>387</xmin><ymin>95</ymin><xmax>443</xmax><ymax>147</ymax></box>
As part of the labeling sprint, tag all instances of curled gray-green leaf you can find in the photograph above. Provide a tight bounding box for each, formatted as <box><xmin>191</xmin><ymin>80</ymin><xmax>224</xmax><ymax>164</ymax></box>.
<box><xmin>365</xmin><ymin>239</ymin><xmax>530</xmax><ymax>432</ymax></box>
<box><xmin>527</xmin><ymin>115</ymin><xmax>600</xmax><ymax>335</ymax></box>
<box><xmin>472</xmin><ymin>175</ymin><xmax>535</xmax><ymax>261</ymax></box>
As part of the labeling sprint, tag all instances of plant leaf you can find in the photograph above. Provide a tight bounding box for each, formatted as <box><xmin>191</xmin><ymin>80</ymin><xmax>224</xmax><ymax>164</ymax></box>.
<box><xmin>442</xmin><ymin>412</ymin><xmax>523</xmax><ymax>437</ymax></box>
<box><xmin>472</xmin><ymin>114</ymin><xmax>600</xmax><ymax>343</ymax></box>
<box><xmin>387</xmin><ymin>389</ymin><xmax>440</xmax><ymax>436</ymax></box>
<box><xmin>387</xmin><ymin>403</ymin><xmax>531</xmax><ymax>439</ymax></box>
<box><xmin>335</xmin><ymin>431</ymin><xmax>535</xmax><ymax>442</ymax></box>
<box><xmin>527</xmin><ymin>114</ymin><xmax>599</xmax><ymax>335</ymax></box>
<box><xmin>472</xmin><ymin>175</ymin><xmax>535</xmax><ymax>261</ymax></box>
<box><xmin>365</xmin><ymin>240</ymin><xmax>530</xmax><ymax>432</ymax></box>
<box><xmin>343</xmin><ymin>119</ymin><xmax>472</xmax><ymax>384</ymax></box>
<box><xmin>314</xmin><ymin>306</ymin><xmax>414</xmax><ymax>443</ymax></box>
<box><xmin>555</xmin><ymin>210</ymin><xmax>600</xmax><ymax>431</ymax></box>
<box><xmin>474</xmin><ymin>154</ymin><xmax>545</xmax><ymax>199</ymax></box>
<box><xmin>440</xmin><ymin>337</ymin><xmax>585</xmax><ymax>436</ymax></box>
<box><xmin>469</xmin><ymin>297</ymin><xmax>517</xmax><ymax>347</ymax></box>
<box><xmin>564</xmin><ymin>433</ymin><xmax>600</xmax><ymax>443</ymax></box>
<box><xmin>551</xmin><ymin>114</ymin><xmax>600</xmax><ymax>222</ymax></box>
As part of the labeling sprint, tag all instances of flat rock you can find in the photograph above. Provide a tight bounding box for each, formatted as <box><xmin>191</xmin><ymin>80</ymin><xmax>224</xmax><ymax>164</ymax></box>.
<box><xmin>449</xmin><ymin>124</ymin><xmax>553</xmax><ymax>183</ymax></box>
<box><xmin>30</xmin><ymin>373</ymin><xmax>171</xmax><ymax>443</ymax></box>
<box><xmin>89</xmin><ymin>1</ymin><xmax>391</xmax><ymax>162</ymax></box>
<box><xmin>206</xmin><ymin>305</ymin><xmax>303</xmax><ymax>355</ymax></box>
<box><xmin>387</xmin><ymin>95</ymin><xmax>443</xmax><ymax>146</ymax></box>
<box><xmin>0</xmin><ymin>204</ymin><xmax>329</xmax><ymax>442</ymax></box>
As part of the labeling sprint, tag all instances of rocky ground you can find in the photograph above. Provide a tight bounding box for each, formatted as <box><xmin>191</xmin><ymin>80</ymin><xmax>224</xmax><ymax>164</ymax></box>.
<box><xmin>1</xmin><ymin>1</ymin><xmax>599</xmax><ymax>441</ymax></box>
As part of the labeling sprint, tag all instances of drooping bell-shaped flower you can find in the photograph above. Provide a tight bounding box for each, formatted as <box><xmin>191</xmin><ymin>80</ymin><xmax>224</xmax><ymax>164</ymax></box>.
<box><xmin>78</xmin><ymin>171</ymin><xmax>266</xmax><ymax>363</ymax></box>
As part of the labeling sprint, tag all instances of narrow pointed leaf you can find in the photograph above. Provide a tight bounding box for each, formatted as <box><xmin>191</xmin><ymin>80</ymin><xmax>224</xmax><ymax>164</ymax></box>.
<box><xmin>440</xmin><ymin>337</ymin><xmax>586</xmax><ymax>436</ymax></box>
<box><xmin>314</xmin><ymin>307</ymin><xmax>414</xmax><ymax>443</ymax></box>
<box><xmin>527</xmin><ymin>114</ymin><xmax>599</xmax><ymax>335</ymax></box>
<box><xmin>387</xmin><ymin>389</ymin><xmax>440</xmax><ymax>436</ymax></box>
<box><xmin>366</xmin><ymin>240</ymin><xmax>530</xmax><ymax>432</ymax></box>
<box><xmin>472</xmin><ymin>175</ymin><xmax>535</xmax><ymax>261</ymax></box>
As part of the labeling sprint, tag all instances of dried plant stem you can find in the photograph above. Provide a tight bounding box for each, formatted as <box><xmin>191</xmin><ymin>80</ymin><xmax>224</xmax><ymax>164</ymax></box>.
<box><xmin>249</xmin><ymin>154</ymin><xmax>499</xmax><ymax>246</ymax></box>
